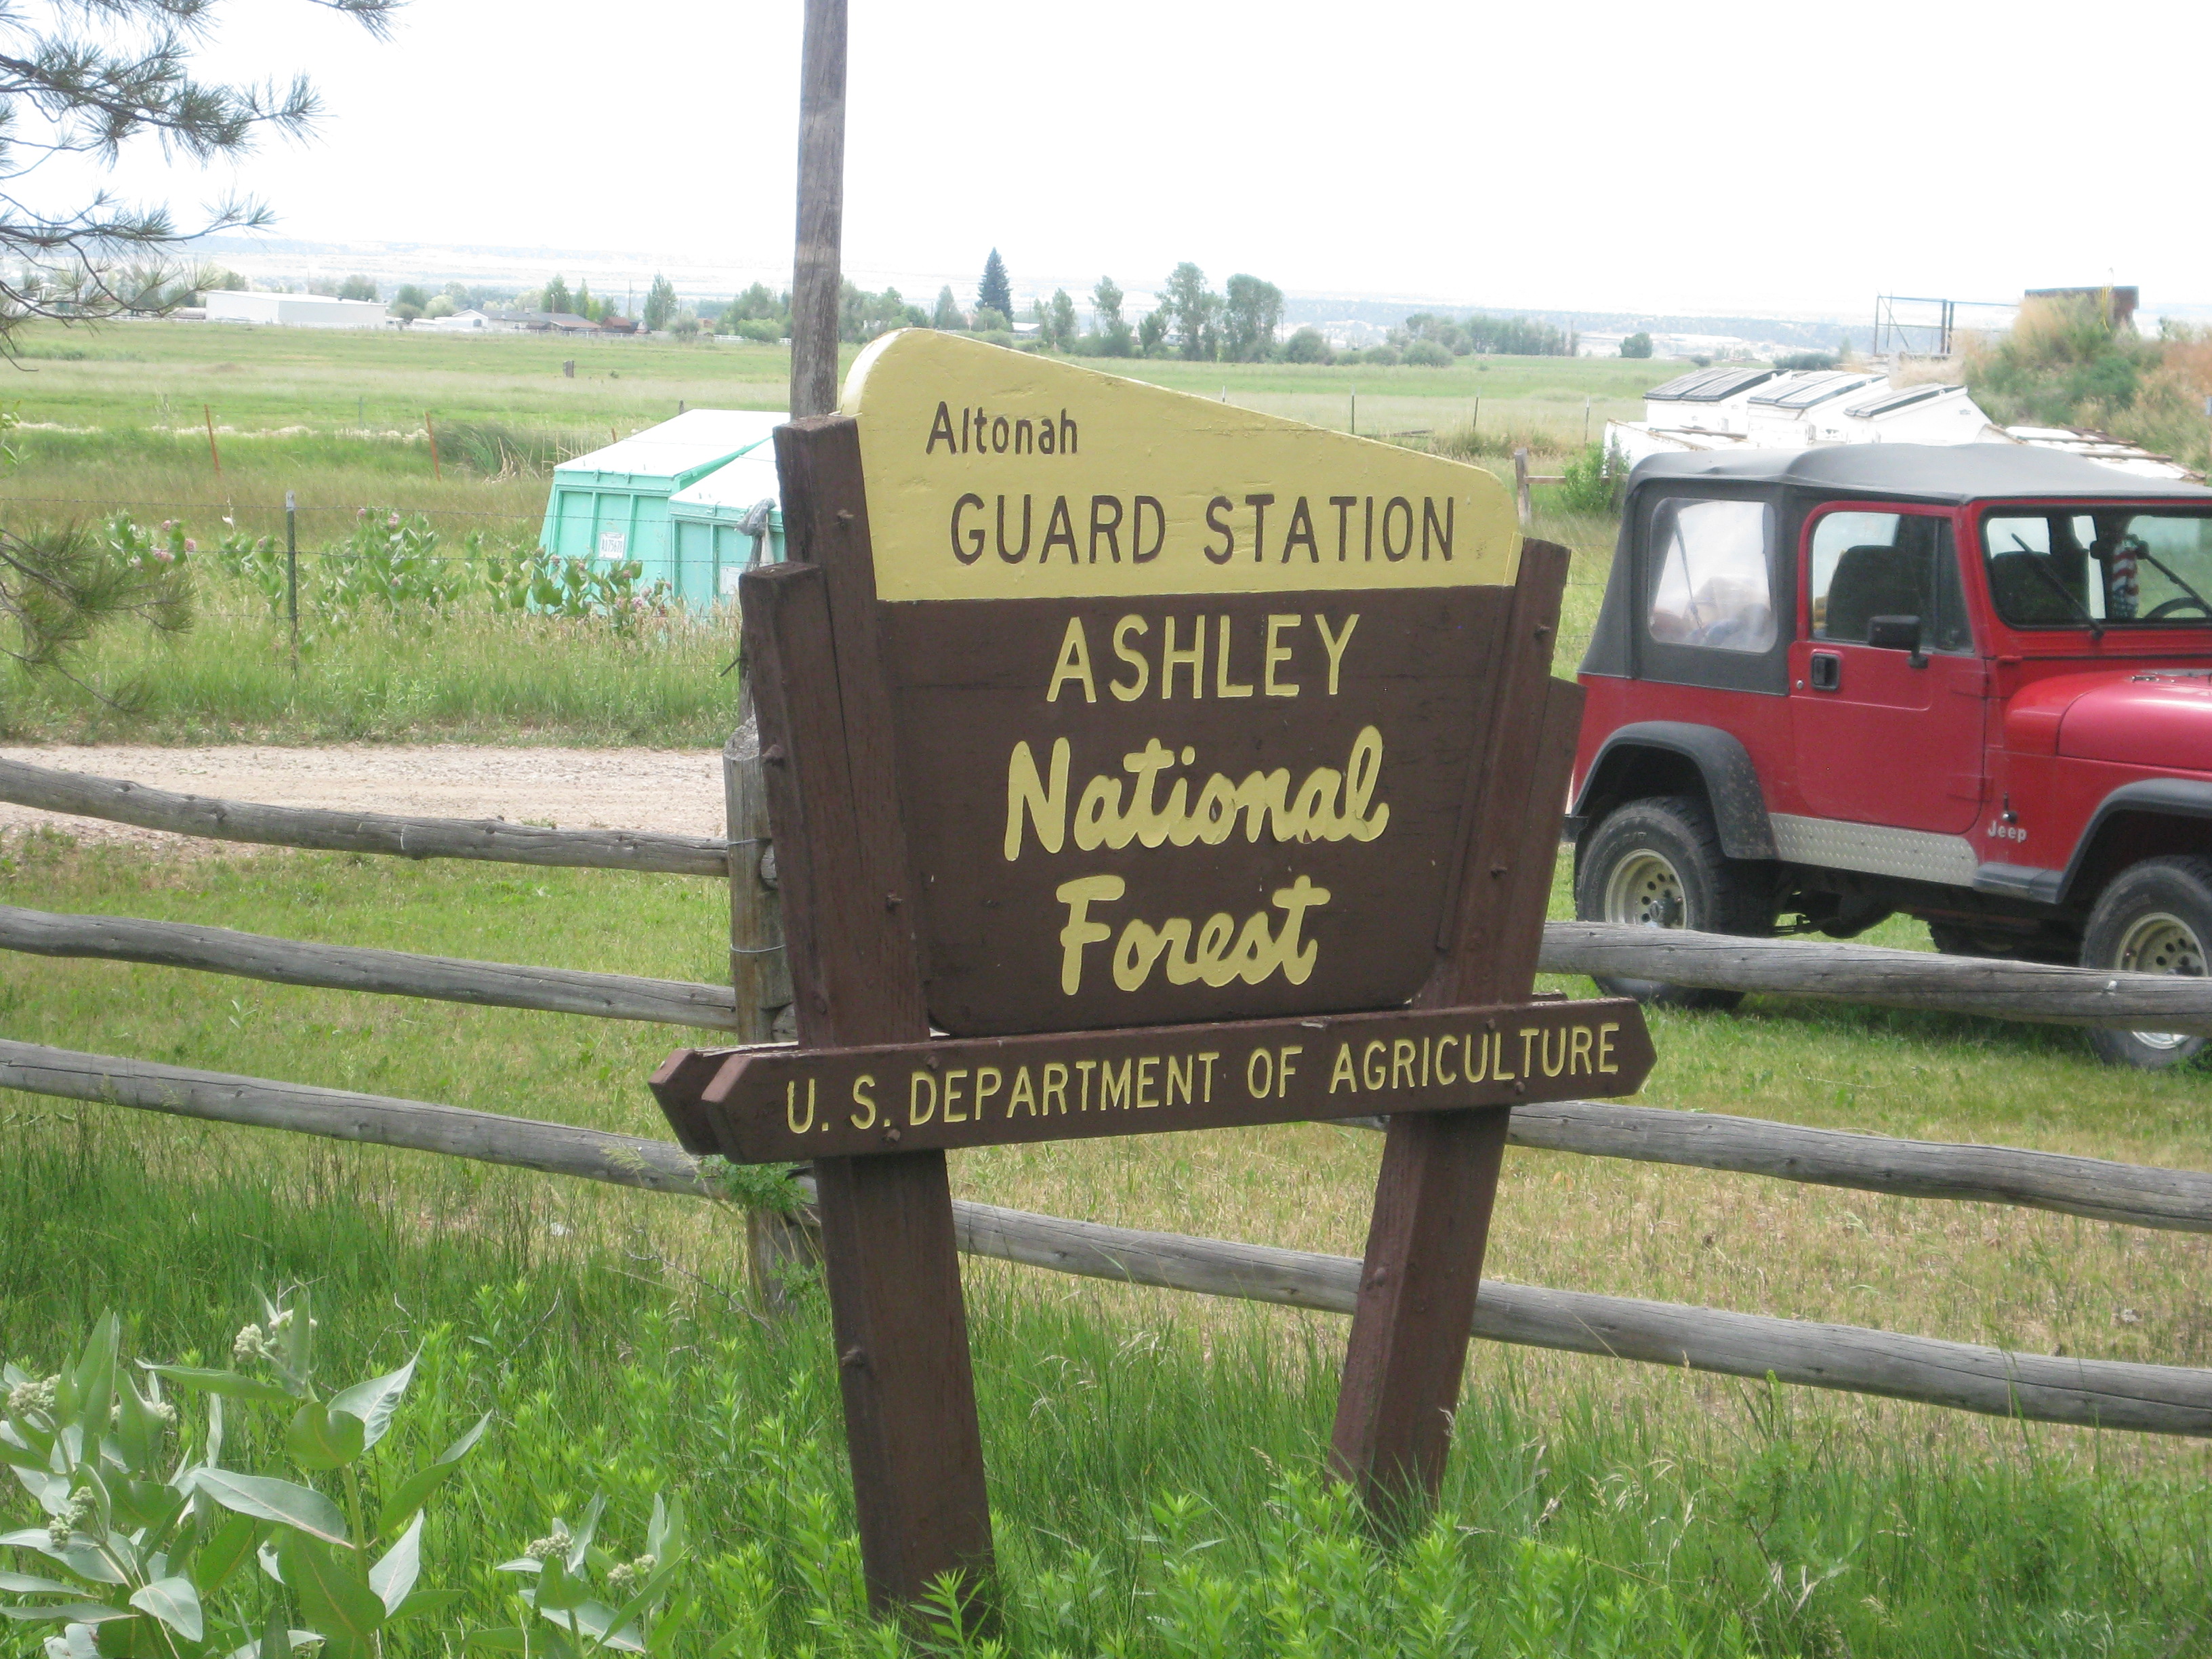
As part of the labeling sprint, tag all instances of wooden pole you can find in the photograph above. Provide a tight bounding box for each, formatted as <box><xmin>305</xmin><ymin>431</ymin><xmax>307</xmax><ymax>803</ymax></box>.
<box><xmin>1330</xmin><ymin>541</ymin><xmax>1578</xmax><ymax>1519</ymax></box>
<box><xmin>1513</xmin><ymin>447</ymin><xmax>1532</xmax><ymax>525</ymax></box>
<box><xmin>285</xmin><ymin>490</ymin><xmax>298</xmax><ymax>674</ymax></box>
<box><xmin>790</xmin><ymin>0</ymin><xmax>847</xmax><ymax>419</ymax></box>
<box><xmin>203</xmin><ymin>405</ymin><xmax>221</xmax><ymax>476</ymax></box>
<box><xmin>736</xmin><ymin>416</ymin><xmax>996</xmax><ymax>1619</ymax></box>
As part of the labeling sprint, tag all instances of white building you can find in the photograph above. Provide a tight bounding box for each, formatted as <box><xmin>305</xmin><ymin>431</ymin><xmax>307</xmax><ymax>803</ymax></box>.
<box><xmin>417</xmin><ymin>308</ymin><xmax>491</xmax><ymax>333</ymax></box>
<box><xmin>203</xmin><ymin>291</ymin><xmax>389</xmax><ymax>329</ymax></box>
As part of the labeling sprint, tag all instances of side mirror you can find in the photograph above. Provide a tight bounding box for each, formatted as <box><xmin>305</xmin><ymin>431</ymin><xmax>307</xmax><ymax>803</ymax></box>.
<box><xmin>1866</xmin><ymin>614</ymin><xmax>1927</xmax><ymax>665</ymax></box>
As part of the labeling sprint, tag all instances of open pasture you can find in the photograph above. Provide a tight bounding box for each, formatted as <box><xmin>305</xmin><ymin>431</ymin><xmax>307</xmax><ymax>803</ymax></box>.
<box><xmin>3</xmin><ymin>824</ymin><xmax>2211</xmax><ymax>1652</ymax></box>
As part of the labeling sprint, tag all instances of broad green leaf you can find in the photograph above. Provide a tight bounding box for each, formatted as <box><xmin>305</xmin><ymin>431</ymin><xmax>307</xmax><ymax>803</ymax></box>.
<box><xmin>0</xmin><ymin>1572</ymin><xmax>75</xmax><ymax>1593</ymax></box>
<box><xmin>58</xmin><ymin>1620</ymin><xmax>100</xmax><ymax>1659</ymax></box>
<box><xmin>326</xmin><ymin>1356</ymin><xmax>415</xmax><ymax>1453</ymax></box>
<box><xmin>194</xmin><ymin>1471</ymin><xmax>348</xmax><ymax>1546</ymax></box>
<box><xmin>0</xmin><ymin>1527</ymin><xmax>54</xmax><ymax>1547</ymax></box>
<box><xmin>148</xmin><ymin>1369</ymin><xmax>294</xmax><ymax>1408</ymax></box>
<box><xmin>534</xmin><ymin>1597</ymin><xmax>641</xmax><ymax>1652</ymax></box>
<box><xmin>533</xmin><ymin>1555</ymin><xmax>586</xmax><ymax>1614</ymax></box>
<box><xmin>375</xmin><ymin>1414</ymin><xmax>489</xmax><ymax>1536</ymax></box>
<box><xmin>367</xmin><ymin>1515</ymin><xmax>419</xmax><ymax>1616</ymax></box>
<box><xmin>68</xmin><ymin>1316</ymin><xmax>118</xmax><ymax>1435</ymax></box>
<box><xmin>385</xmin><ymin>1588</ymin><xmax>463</xmax><ymax>1623</ymax></box>
<box><xmin>279</xmin><ymin>1532</ymin><xmax>382</xmax><ymax>1659</ymax></box>
<box><xmin>191</xmin><ymin>1512</ymin><xmax>260</xmax><ymax>1595</ymax></box>
<box><xmin>130</xmin><ymin>1576</ymin><xmax>204</xmax><ymax>1641</ymax></box>
<box><xmin>464</xmin><ymin>1629</ymin><xmax>528</xmax><ymax>1652</ymax></box>
<box><xmin>284</xmin><ymin>1406</ymin><xmax>365</xmax><ymax>1473</ymax></box>
<box><xmin>0</xmin><ymin>1602</ymin><xmax>131</xmax><ymax>1623</ymax></box>
<box><xmin>567</xmin><ymin>1495</ymin><xmax>605</xmax><ymax>1574</ymax></box>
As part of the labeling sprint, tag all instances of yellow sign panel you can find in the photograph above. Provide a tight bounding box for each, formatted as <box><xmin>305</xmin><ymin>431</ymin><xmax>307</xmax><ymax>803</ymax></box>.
<box><xmin>839</xmin><ymin>329</ymin><xmax>1519</xmax><ymax>602</ymax></box>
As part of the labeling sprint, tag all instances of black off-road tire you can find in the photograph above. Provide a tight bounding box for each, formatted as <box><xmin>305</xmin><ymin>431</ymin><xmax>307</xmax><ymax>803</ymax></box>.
<box><xmin>1574</xmin><ymin>794</ymin><xmax>1776</xmax><ymax>1010</ymax></box>
<box><xmin>2081</xmin><ymin>857</ymin><xmax>2212</xmax><ymax>1071</ymax></box>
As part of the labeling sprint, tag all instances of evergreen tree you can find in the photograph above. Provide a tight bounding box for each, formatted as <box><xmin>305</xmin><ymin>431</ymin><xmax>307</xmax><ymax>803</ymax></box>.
<box><xmin>573</xmin><ymin>279</ymin><xmax>595</xmax><ymax>322</ymax></box>
<box><xmin>932</xmin><ymin>285</ymin><xmax>966</xmax><ymax>329</ymax></box>
<box><xmin>977</xmin><ymin>249</ymin><xmax>1011</xmax><ymax>321</ymax></box>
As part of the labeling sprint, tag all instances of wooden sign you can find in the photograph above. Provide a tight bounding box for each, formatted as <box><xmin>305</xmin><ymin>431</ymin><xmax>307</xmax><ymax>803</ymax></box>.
<box><xmin>651</xmin><ymin>332</ymin><xmax>1636</xmax><ymax>1620</ymax></box>
<box><xmin>659</xmin><ymin>997</ymin><xmax>1652</xmax><ymax>1160</ymax></box>
<box><xmin>841</xmin><ymin>330</ymin><xmax>1523</xmax><ymax>1035</ymax></box>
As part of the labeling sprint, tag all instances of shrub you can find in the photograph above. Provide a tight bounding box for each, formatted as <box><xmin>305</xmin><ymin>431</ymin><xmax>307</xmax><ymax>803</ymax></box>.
<box><xmin>1620</xmin><ymin>331</ymin><xmax>1654</xmax><ymax>359</ymax></box>
<box><xmin>1359</xmin><ymin>346</ymin><xmax>1400</xmax><ymax>367</ymax></box>
<box><xmin>0</xmin><ymin>1296</ymin><xmax>485</xmax><ymax>1659</ymax></box>
<box><xmin>1557</xmin><ymin>441</ymin><xmax>1628</xmax><ymax>514</ymax></box>
<box><xmin>1775</xmin><ymin>350</ymin><xmax>1837</xmax><ymax>371</ymax></box>
<box><xmin>1282</xmin><ymin>327</ymin><xmax>1332</xmax><ymax>365</ymax></box>
<box><xmin>1402</xmin><ymin>339</ymin><xmax>1452</xmax><ymax>367</ymax></box>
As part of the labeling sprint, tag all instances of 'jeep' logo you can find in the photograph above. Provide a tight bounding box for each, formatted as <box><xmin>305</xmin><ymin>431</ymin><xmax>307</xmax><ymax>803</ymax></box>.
<box><xmin>1986</xmin><ymin>821</ymin><xmax>2028</xmax><ymax>843</ymax></box>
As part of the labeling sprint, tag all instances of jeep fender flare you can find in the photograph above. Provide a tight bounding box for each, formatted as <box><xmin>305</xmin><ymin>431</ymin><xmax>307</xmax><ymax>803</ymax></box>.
<box><xmin>2059</xmin><ymin>779</ymin><xmax>2212</xmax><ymax>902</ymax></box>
<box><xmin>1573</xmin><ymin>722</ymin><xmax>1778</xmax><ymax>862</ymax></box>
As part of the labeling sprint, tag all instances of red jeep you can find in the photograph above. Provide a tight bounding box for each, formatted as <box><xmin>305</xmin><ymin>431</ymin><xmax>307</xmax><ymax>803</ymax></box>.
<box><xmin>1569</xmin><ymin>444</ymin><xmax>2212</xmax><ymax>1068</ymax></box>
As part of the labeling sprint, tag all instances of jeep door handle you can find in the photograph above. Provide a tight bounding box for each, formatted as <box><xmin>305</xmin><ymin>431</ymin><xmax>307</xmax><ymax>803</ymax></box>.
<box><xmin>1809</xmin><ymin>651</ymin><xmax>1841</xmax><ymax>691</ymax></box>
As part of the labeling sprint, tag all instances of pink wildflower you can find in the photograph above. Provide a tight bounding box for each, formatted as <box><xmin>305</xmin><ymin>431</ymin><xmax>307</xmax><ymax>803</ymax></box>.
<box><xmin>182</xmin><ymin>539</ymin><xmax>196</xmax><ymax>554</ymax></box>
<box><xmin>388</xmin><ymin>512</ymin><xmax>401</xmax><ymax>528</ymax></box>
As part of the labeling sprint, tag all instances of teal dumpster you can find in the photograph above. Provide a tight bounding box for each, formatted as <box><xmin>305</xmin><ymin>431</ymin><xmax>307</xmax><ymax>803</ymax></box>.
<box><xmin>537</xmin><ymin>410</ymin><xmax>784</xmax><ymax>598</ymax></box>
<box><xmin>668</xmin><ymin>449</ymin><xmax>784</xmax><ymax>605</ymax></box>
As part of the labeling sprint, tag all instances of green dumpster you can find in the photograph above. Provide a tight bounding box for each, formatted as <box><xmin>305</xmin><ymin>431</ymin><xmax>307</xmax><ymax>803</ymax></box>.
<box><xmin>537</xmin><ymin>410</ymin><xmax>784</xmax><ymax>600</ymax></box>
<box><xmin>668</xmin><ymin>449</ymin><xmax>784</xmax><ymax>605</ymax></box>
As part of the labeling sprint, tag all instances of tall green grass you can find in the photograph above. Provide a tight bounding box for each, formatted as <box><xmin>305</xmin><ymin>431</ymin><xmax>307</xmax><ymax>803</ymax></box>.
<box><xmin>2</xmin><ymin>1115</ymin><xmax>2207</xmax><ymax>1657</ymax></box>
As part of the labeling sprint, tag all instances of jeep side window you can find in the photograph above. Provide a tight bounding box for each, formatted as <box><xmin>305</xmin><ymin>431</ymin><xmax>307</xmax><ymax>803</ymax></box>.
<box><xmin>1984</xmin><ymin>510</ymin><xmax>2212</xmax><ymax>628</ymax></box>
<box><xmin>1645</xmin><ymin>497</ymin><xmax>1774</xmax><ymax>653</ymax></box>
<box><xmin>1808</xmin><ymin>510</ymin><xmax>1972</xmax><ymax>652</ymax></box>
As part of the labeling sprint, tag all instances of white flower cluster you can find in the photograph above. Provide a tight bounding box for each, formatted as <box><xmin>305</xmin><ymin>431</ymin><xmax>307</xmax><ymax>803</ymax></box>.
<box><xmin>7</xmin><ymin>1374</ymin><xmax>58</xmax><ymax>1417</ymax></box>
<box><xmin>233</xmin><ymin>1308</ymin><xmax>297</xmax><ymax>1363</ymax></box>
<box><xmin>605</xmin><ymin>1554</ymin><xmax>657</xmax><ymax>1595</ymax></box>
<box><xmin>524</xmin><ymin>1520</ymin><xmax>573</xmax><ymax>1563</ymax></box>
<box><xmin>47</xmin><ymin>1489</ymin><xmax>94</xmax><ymax>1549</ymax></box>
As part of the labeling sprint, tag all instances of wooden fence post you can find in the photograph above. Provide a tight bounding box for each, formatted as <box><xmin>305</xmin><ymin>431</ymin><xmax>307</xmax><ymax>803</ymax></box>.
<box><xmin>724</xmin><ymin>724</ymin><xmax>811</xmax><ymax>1309</ymax></box>
<box><xmin>1513</xmin><ymin>447</ymin><xmax>1532</xmax><ymax>525</ymax></box>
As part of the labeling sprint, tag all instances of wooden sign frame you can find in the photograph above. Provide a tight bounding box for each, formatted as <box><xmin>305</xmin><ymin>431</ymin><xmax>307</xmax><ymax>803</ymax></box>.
<box><xmin>653</xmin><ymin>409</ymin><xmax>1604</xmax><ymax>1616</ymax></box>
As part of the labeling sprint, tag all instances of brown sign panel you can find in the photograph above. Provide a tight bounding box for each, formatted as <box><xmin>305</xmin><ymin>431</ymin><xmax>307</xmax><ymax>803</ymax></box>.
<box><xmin>883</xmin><ymin>589</ymin><xmax>1508</xmax><ymax>1036</ymax></box>
<box><xmin>658</xmin><ymin>998</ymin><xmax>1653</xmax><ymax>1162</ymax></box>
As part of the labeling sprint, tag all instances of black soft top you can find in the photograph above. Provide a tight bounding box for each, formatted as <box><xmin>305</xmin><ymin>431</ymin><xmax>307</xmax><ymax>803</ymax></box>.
<box><xmin>1629</xmin><ymin>443</ymin><xmax>2212</xmax><ymax>504</ymax></box>
<box><xmin>1583</xmin><ymin>445</ymin><xmax>2212</xmax><ymax>690</ymax></box>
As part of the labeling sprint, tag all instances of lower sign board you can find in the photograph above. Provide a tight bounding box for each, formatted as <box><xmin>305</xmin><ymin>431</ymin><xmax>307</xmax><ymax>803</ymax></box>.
<box><xmin>652</xmin><ymin>997</ymin><xmax>1653</xmax><ymax>1162</ymax></box>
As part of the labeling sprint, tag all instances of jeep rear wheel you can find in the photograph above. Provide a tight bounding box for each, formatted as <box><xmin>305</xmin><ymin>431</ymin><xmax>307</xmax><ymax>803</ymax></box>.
<box><xmin>2081</xmin><ymin>857</ymin><xmax>2212</xmax><ymax>1070</ymax></box>
<box><xmin>1575</xmin><ymin>795</ymin><xmax>1774</xmax><ymax>1009</ymax></box>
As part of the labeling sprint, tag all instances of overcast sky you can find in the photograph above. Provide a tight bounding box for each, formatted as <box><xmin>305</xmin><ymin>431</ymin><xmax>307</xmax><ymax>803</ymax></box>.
<box><xmin>51</xmin><ymin>0</ymin><xmax>2212</xmax><ymax>319</ymax></box>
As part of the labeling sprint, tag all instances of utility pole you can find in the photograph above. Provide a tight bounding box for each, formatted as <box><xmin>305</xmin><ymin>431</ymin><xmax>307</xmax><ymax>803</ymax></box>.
<box><xmin>790</xmin><ymin>0</ymin><xmax>847</xmax><ymax>418</ymax></box>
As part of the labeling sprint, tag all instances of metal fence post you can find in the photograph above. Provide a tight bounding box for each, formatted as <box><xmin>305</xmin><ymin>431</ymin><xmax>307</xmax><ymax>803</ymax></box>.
<box><xmin>725</xmin><ymin>720</ymin><xmax>811</xmax><ymax>1310</ymax></box>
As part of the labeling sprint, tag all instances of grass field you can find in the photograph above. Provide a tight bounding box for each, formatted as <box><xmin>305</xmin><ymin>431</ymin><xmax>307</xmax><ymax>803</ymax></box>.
<box><xmin>3</xmin><ymin>831</ymin><xmax>2211</xmax><ymax>1653</ymax></box>
<box><xmin>0</xmin><ymin>319</ymin><xmax>1635</xmax><ymax>745</ymax></box>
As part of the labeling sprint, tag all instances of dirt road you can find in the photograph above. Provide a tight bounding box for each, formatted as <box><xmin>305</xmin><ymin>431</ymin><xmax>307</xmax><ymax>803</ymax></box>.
<box><xmin>0</xmin><ymin>745</ymin><xmax>725</xmax><ymax>852</ymax></box>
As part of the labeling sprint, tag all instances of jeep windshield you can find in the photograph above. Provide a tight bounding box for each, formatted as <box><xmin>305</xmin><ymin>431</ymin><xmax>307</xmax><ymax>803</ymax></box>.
<box><xmin>1982</xmin><ymin>507</ymin><xmax>2212</xmax><ymax>630</ymax></box>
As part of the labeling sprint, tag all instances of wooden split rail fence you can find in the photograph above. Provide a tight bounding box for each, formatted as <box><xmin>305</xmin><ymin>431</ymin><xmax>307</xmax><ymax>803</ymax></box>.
<box><xmin>7</xmin><ymin>750</ymin><xmax>2212</xmax><ymax>1436</ymax></box>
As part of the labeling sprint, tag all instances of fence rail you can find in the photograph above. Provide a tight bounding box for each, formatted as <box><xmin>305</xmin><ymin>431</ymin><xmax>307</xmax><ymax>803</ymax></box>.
<box><xmin>1540</xmin><ymin>921</ymin><xmax>2212</xmax><ymax>1035</ymax></box>
<box><xmin>0</xmin><ymin>903</ymin><xmax>747</xmax><ymax>1031</ymax></box>
<box><xmin>0</xmin><ymin>758</ymin><xmax>730</xmax><ymax>876</ymax></box>
<box><xmin>14</xmin><ymin>754</ymin><xmax>2212</xmax><ymax>1441</ymax></box>
<box><xmin>5</xmin><ymin>1037</ymin><xmax>2209</xmax><ymax>1437</ymax></box>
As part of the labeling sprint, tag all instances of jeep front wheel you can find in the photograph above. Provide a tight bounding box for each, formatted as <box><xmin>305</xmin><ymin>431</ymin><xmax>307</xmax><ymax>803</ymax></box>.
<box><xmin>2081</xmin><ymin>856</ymin><xmax>2212</xmax><ymax>1070</ymax></box>
<box><xmin>1574</xmin><ymin>795</ymin><xmax>1773</xmax><ymax>1009</ymax></box>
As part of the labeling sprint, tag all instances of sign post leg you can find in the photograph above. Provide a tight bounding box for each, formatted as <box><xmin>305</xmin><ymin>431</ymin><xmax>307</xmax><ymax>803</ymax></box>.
<box><xmin>1330</xmin><ymin>543</ymin><xmax>1582</xmax><ymax>1517</ymax></box>
<box><xmin>728</xmin><ymin>419</ymin><xmax>998</xmax><ymax>1621</ymax></box>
